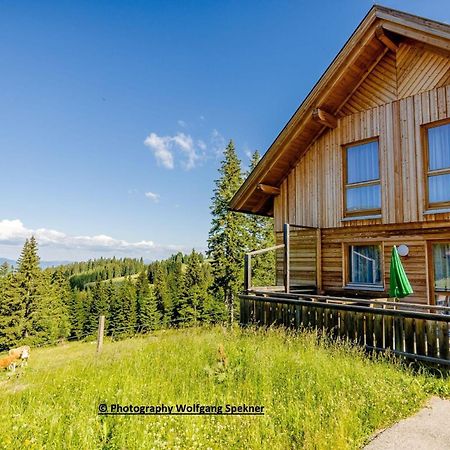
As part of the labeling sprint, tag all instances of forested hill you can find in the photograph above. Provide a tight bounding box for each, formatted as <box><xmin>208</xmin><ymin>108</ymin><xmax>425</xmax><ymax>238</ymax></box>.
<box><xmin>56</xmin><ymin>257</ymin><xmax>148</xmax><ymax>290</ymax></box>
<box><xmin>0</xmin><ymin>142</ymin><xmax>275</xmax><ymax>351</ymax></box>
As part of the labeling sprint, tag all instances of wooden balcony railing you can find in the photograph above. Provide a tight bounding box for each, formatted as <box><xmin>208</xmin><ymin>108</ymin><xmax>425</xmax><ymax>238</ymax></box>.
<box><xmin>240</xmin><ymin>291</ymin><xmax>450</xmax><ymax>367</ymax></box>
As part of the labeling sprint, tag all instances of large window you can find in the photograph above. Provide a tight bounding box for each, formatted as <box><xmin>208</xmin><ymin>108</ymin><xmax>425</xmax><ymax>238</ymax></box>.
<box><xmin>344</xmin><ymin>140</ymin><xmax>381</xmax><ymax>216</ymax></box>
<box><xmin>432</xmin><ymin>242</ymin><xmax>450</xmax><ymax>307</ymax></box>
<box><xmin>347</xmin><ymin>244</ymin><xmax>382</xmax><ymax>287</ymax></box>
<box><xmin>425</xmin><ymin>121</ymin><xmax>450</xmax><ymax>208</ymax></box>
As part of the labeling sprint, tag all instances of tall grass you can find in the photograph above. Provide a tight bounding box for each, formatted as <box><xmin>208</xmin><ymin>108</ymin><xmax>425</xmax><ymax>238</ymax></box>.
<box><xmin>1</xmin><ymin>326</ymin><xmax>449</xmax><ymax>449</ymax></box>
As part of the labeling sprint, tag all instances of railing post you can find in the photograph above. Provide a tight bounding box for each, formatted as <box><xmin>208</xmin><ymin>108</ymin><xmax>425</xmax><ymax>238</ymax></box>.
<box><xmin>316</xmin><ymin>228</ymin><xmax>322</xmax><ymax>293</ymax></box>
<box><xmin>96</xmin><ymin>315</ymin><xmax>105</xmax><ymax>353</ymax></box>
<box><xmin>244</xmin><ymin>253</ymin><xmax>252</xmax><ymax>292</ymax></box>
<box><xmin>283</xmin><ymin>223</ymin><xmax>290</xmax><ymax>293</ymax></box>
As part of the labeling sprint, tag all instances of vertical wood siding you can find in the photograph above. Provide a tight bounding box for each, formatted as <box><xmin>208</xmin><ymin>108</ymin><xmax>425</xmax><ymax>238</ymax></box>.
<box><xmin>319</xmin><ymin>224</ymin><xmax>450</xmax><ymax>304</ymax></box>
<box><xmin>274</xmin><ymin>229</ymin><xmax>317</xmax><ymax>286</ymax></box>
<box><xmin>275</xmin><ymin>85</ymin><xmax>450</xmax><ymax>232</ymax></box>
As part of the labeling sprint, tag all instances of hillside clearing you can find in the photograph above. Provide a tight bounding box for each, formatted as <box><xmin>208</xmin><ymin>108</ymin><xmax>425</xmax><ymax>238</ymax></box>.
<box><xmin>1</xmin><ymin>327</ymin><xmax>449</xmax><ymax>449</ymax></box>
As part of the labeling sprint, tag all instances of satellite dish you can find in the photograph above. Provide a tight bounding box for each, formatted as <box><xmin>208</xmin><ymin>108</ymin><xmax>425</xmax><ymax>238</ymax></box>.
<box><xmin>397</xmin><ymin>244</ymin><xmax>409</xmax><ymax>257</ymax></box>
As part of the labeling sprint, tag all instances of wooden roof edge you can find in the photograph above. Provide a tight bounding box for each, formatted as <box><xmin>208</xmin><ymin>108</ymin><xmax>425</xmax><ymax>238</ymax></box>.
<box><xmin>229</xmin><ymin>5</ymin><xmax>450</xmax><ymax>214</ymax></box>
<box><xmin>229</xmin><ymin>6</ymin><xmax>378</xmax><ymax>212</ymax></box>
<box><xmin>373</xmin><ymin>5</ymin><xmax>450</xmax><ymax>37</ymax></box>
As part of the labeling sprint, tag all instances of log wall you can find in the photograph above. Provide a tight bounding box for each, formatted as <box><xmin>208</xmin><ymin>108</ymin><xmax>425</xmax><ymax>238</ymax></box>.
<box><xmin>274</xmin><ymin>85</ymin><xmax>450</xmax><ymax>232</ymax></box>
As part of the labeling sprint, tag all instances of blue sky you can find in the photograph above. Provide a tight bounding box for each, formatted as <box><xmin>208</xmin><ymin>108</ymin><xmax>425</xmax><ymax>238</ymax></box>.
<box><xmin>0</xmin><ymin>0</ymin><xmax>448</xmax><ymax>261</ymax></box>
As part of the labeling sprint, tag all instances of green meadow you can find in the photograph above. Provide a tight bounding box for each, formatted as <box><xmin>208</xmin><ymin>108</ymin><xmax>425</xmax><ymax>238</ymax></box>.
<box><xmin>1</xmin><ymin>326</ymin><xmax>449</xmax><ymax>449</ymax></box>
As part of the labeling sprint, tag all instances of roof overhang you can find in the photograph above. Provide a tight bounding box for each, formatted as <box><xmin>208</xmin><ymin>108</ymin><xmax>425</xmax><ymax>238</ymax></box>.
<box><xmin>230</xmin><ymin>5</ymin><xmax>450</xmax><ymax>216</ymax></box>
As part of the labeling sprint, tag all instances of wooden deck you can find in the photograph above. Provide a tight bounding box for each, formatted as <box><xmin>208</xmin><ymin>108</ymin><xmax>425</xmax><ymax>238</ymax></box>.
<box><xmin>240</xmin><ymin>290</ymin><xmax>450</xmax><ymax>367</ymax></box>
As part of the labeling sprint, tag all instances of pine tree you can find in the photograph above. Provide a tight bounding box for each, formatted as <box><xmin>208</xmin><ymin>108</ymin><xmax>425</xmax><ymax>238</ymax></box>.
<box><xmin>32</xmin><ymin>271</ymin><xmax>70</xmax><ymax>344</ymax></box>
<box><xmin>49</xmin><ymin>268</ymin><xmax>71</xmax><ymax>339</ymax></box>
<box><xmin>153</xmin><ymin>263</ymin><xmax>171</xmax><ymax>325</ymax></box>
<box><xmin>111</xmin><ymin>278</ymin><xmax>136</xmax><ymax>336</ymax></box>
<box><xmin>104</xmin><ymin>280</ymin><xmax>116</xmax><ymax>335</ymax></box>
<box><xmin>67</xmin><ymin>289</ymin><xmax>86</xmax><ymax>339</ymax></box>
<box><xmin>16</xmin><ymin>236</ymin><xmax>41</xmax><ymax>338</ymax></box>
<box><xmin>166</xmin><ymin>256</ymin><xmax>183</xmax><ymax>323</ymax></box>
<box><xmin>178</xmin><ymin>250</ymin><xmax>209</xmax><ymax>325</ymax></box>
<box><xmin>244</xmin><ymin>150</ymin><xmax>276</xmax><ymax>286</ymax></box>
<box><xmin>0</xmin><ymin>273</ymin><xmax>25</xmax><ymax>350</ymax></box>
<box><xmin>208</xmin><ymin>140</ymin><xmax>246</xmax><ymax>323</ymax></box>
<box><xmin>0</xmin><ymin>261</ymin><xmax>11</xmax><ymax>277</ymax></box>
<box><xmin>136</xmin><ymin>271</ymin><xmax>160</xmax><ymax>331</ymax></box>
<box><xmin>108</xmin><ymin>285</ymin><xmax>126</xmax><ymax>338</ymax></box>
<box><xmin>86</xmin><ymin>281</ymin><xmax>108</xmax><ymax>334</ymax></box>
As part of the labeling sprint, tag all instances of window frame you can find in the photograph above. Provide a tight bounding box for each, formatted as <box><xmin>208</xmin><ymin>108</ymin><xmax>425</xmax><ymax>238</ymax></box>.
<box><xmin>423</xmin><ymin>118</ymin><xmax>450</xmax><ymax>211</ymax></box>
<box><xmin>343</xmin><ymin>242</ymin><xmax>385</xmax><ymax>291</ymax></box>
<box><xmin>427</xmin><ymin>240</ymin><xmax>450</xmax><ymax>306</ymax></box>
<box><xmin>342</xmin><ymin>137</ymin><xmax>381</xmax><ymax>218</ymax></box>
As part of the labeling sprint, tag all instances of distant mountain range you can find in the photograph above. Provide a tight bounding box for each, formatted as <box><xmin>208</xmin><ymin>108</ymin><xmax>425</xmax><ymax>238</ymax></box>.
<box><xmin>0</xmin><ymin>257</ymin><xmax>71</xmax><ymax>269</ymax></box>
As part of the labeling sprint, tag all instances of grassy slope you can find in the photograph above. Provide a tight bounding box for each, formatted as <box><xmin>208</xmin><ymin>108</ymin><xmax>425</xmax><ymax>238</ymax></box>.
<box><xmin>1</xmin><ymin>327</ymin><xmax>449</xmax><ymax>450</ymax></box>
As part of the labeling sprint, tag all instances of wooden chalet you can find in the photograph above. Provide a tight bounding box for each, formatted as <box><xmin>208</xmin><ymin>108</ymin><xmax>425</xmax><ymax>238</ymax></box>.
<box><xmin>231</xmin><ymin>5</ymin><xmax>450</xmax><ymax>308</ymax></box>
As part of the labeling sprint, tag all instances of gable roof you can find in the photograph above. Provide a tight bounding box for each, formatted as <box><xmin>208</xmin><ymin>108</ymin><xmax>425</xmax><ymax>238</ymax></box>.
<box><xmin>229</xmin><ymin>5</ymin><xmax>450</xmax><ymax>216</ymax></box>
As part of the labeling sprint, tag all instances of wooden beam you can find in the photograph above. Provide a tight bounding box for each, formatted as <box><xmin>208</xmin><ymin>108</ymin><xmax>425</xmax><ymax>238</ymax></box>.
<box><xmin>381</xmin><ymin>21</ymin><xmax>450</xmax><ymax>53</ymax></box>
<box><xmin>375</xmin><ymin>25</ymin><xmax>399</xmax><ymax>52</ymax></box>
<box><xmin>251</xmin><ymin>195</ymin><xmax>270</xmax><ymax>213</ymax></box>
<box><xmin>257</xmin><ymin>183</ymin><xmax>280</xmax><ymax>196</ymax></box>
<box><xmin>312</xmin><ymin>108</ymin><xmax>337</xmax><ymax>128</ymax></box>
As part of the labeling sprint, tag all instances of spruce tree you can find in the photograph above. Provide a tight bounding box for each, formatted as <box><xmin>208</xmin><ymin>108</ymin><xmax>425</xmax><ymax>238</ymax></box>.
<box><xmin>108</xmin><ymin>285</ymin><xmax>126</xmax><ymax>338</ymax></box>
<box><xmin>105</xmin><ymin>280</ymin><xmax>117</xmax><ymax>336</ymax></box>
<box><xmin>136</xmin><ymin>271</ymin><xmax>160</xmax><ymax>331</ymax></box>
<box><xmin>153</xmin><ymin>263</ymin><xmax>171</xmax><ymax>325</ymax></box>
<box><xmin>178</xmin><ymin>250</ymin><xmax>208</xmax><ymax>325</ymax></box>
<box><xmin>208</xmin><ymin>140</ymin><xmax>246</xmax><ymax>324</ymax></box>
<box><xmin>0</xmin><ymin>273</ymin><xmax>25</xmax><ymax>350</ymax></box>
<box><xmin>0</xmin><ymin>261</ymin><xmax>11</xmax><ymax>277</ymax></box>
<box><xmin>166</xmin><ymin>256</ymin><xmax>183</xmax><ymax>323</ymax></box>
<box><xmin>32</xmin><ymin>271</ymin><xmax>70</xmax><ymax>344</ymax></box>
<box><xmin>244</xmin><ymin>150</ymin><xmax>276</xmax><ymax>286</ymax></box>
<box><xmin>16</xmin><ymin>236</ymin><xmax>41</xmax><ymax>338</ymax></box>
<box><xmin>67</xmin><ymin>289</ymin><xmax>86</xmax><ymax>339</ymax></box>
<box><xmin>108</xmin><ymin>278</ymin><xmax>137</xmax><ymax>338</ymax></box>
<box><xmin>86</xmin><ymin>281</ymin><xmax>108</xmax><ymax>334</ymax></box>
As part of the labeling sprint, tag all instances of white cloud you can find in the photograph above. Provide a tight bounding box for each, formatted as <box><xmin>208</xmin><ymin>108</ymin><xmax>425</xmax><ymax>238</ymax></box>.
<box><xmin>211</xmin><ymin>129</ymin><xmax>226</xmax><ymax>156</ymax></box>
<box><xmin>177</xmin><ymin>119</ymin><xmax>187</xmax><ymax>128</ymax></box>
<box><xmin>144</xmin><ymin>131</ymin><xmax>203</xmax><ymax>170</ymax></box>
<box><xmin>144</xmin><ymin>132</ymin><xmax>175</xmax><ymax>169</ymax></box>
<box><xmin>0</xmin><ymin>219</ymin><xmax>187</xmax><ymax>260</ymax></box>
<box><xmin>145</xmin><ymin>191</ymin><xmax>160</xmax><ymax>203</ymax></box>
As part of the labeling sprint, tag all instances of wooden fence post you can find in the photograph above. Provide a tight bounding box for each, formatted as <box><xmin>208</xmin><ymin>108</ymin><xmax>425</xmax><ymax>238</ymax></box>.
<box><xmin>244</xmin><ymin>253</ymin><xmax>251</xmax><ymax>292</ymax></box>
<box><xmin>97</xmin><ymin>315</ymin><xmax>105</xmax><ymax>353</ymax></box>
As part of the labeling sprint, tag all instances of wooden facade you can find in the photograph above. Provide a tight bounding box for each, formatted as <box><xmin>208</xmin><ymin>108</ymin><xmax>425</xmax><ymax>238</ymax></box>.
<box><xmin>274</xmin><ymin>86</ymin><xmax>450</xmax><ymax>230</ymax></box>
<box><xmin>231</xmin><ymin>6</ymin><xmax>450</xmax><ymax>306</ymax></box>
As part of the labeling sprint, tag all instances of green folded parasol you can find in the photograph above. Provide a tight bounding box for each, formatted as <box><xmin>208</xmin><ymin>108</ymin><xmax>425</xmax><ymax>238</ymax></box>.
<box><xmin>389</xmin><ymin>245</ymin><xmax>413</xmax><ymax>299</ymax></box>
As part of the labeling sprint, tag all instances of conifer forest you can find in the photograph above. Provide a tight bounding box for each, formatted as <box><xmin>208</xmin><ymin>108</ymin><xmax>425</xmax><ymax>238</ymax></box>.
<box><xmin>0</xmin><ymin>143</ymin><xmax>275</xmax><ymax>350</ymax></box>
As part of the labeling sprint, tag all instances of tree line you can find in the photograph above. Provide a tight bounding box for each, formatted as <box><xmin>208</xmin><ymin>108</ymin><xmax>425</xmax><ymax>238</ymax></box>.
<box><xmin>0</xmin><ymin>142</ymin><xmax>274</xmax><ymax>350</ymax></box>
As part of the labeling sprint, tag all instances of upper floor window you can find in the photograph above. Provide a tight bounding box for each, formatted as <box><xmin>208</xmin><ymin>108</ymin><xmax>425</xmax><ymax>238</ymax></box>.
<box><xmin>344</xmin><ymin>140</ymin><xmax>381</xmax><ymax>216</ymax></box>
<box><xmin>426</xmin><ymin>121</ymin><xmax>450</xmax><ymax>208</ymax></box>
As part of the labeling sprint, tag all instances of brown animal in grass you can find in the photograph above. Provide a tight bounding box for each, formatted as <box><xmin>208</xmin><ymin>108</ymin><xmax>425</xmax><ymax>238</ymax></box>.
<box><xmin>0</xmin><ymin>354</ymin><xmax>20</xmax><ymax>372</ymax></box>
<box><xmin>0</xmin><ymin>346</ymin><xmax>31</xmax><ymax>372</ymax></box>
<box><xmin>9</xmin><ymin>345</ymin><xmax>30</xmax><ymax>363</ymax></box>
